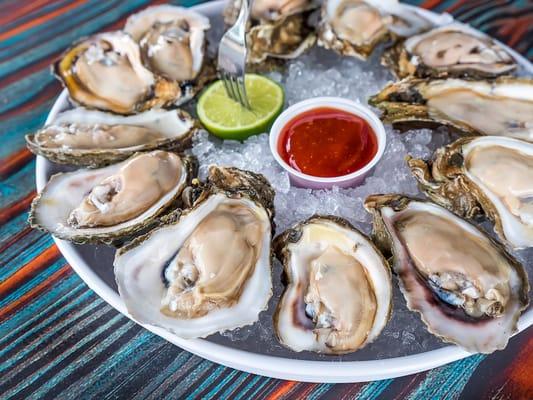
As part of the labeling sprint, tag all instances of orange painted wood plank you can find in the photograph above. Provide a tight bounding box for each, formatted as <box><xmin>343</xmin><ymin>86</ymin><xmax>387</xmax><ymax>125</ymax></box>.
<box><xmin>0</xmin><ymin>244</ymin><xmax>61</xmax><ymax>296</ymax></box>
<box><xmin>0</xmin><ymin>263</ymin><xmax>71</xmax><ymax>322</ymax></box>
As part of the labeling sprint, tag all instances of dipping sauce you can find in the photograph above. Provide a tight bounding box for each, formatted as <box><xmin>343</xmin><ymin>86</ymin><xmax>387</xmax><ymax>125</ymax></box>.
<box><xmin>278</xmin><ymin>107</ymin><xmax>378</xmax><ymax>178</ymax></box>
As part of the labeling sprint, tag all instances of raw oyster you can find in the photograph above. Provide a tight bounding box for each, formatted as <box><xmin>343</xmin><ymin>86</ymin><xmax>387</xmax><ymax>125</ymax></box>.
<box><xmin>365</xmin><ymin>194</ymin><xmax>529</xmax><ymax>353</ymax></box>
<box><xmin>382</xmin><ymin>23</ymin><xmax>516</xmax><ymax>79</ymax></box>
<box><xmin>318</xmin><ymin>0</ymin><xmax>435</xmax><ymax>60</ymax></box>
<box><xmin>273</xmin><ymin>216</ymin><xmax>391</xmax><ymax>354</ymax></box>
<box><xmin>30</xmin><ymin>151</ymin><xmax>197</xmax><ymax>244</ymax></box>
<box><xmin>369</xmin><ymin>77</ymin><xmax>533</xmax><ymax>141</ymax></box>
<box><xmin>114</xmin><ymin>166</ymin><xmax>275</xmax><ymax>338</ymax></box>
<box><xmin>26</xmin><ymin>108</ymin><xmax>197</xmax><ymax>167</ymax></box>
<box><xmin>124</xmin><ymin>5</ymin><xmax>213</xmax><ymax>104</ymax></box>
<box><xmin>224</xmin><ymin>0</ymin><xmax>319</xmax><ymax>64</ymax></box>
<box><xmin>408</xmin><ymin>136</ymin><xmax>533</xmax><ymax>249</ymax></box>
<box><xmin>54</xmin><ymin>32</ymin><xmax>163</xmax><ymax>114</ymax></box>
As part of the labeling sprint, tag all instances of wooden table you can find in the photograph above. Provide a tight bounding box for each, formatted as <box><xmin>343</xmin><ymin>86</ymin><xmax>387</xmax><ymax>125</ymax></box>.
<box><xmin>1</xmin><ymin>1</ymin><xmax>532</xmax><ymax>398</ymax></box>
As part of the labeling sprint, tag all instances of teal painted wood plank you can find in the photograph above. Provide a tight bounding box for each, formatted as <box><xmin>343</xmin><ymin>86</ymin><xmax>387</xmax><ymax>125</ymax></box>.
<box><xmin>354</xmin><ymin>379</ymin><xmax>393</xmax><ymax>400</ymax></box>
<box><xmin>307</xmin><ymin>384</ymin><xmax>335</xmax><ymax>400</ymax></box>
<box><xmin>93</xmin><ymin>343</ymin><xmax>190</xmax><ymax>399</ymax></box>
<box><xmin>0</xmin><ymin>285</ymin><xmax>95</xmax><ymax>359</ymax></box>
<box><xmin>0</xmin><ymin>273</ymin><xmax>84</xmax><ymax>337</ymax></box>
<box><xmin>185</xmin><ymin>364</ymin><xmax>231</xmax><ymax>400</ymax></box>
<box><xmin>0</xmin><ymin>212</ymin><xmax>34</xmax><ymax>244</ymax></box>
<box><xmin>0</xmin><ymin>289</ymin><xmax>101</xmax><ymax>372</ymax></box>
<box><xmin>2</xmin><ymin>312</ymin><xmax>128</xmax><ymax>399</ymax></box>
<box><xmin>0</xmin><ymin>73</ymin><xmax>54</xmax><ymax>115</ymax></box>
<box><xmin>0</xmin><ymin>162</ymin><xmax>36</xmax><ymax>206</ymax></box>
<box><xmin>51</xmin><ymin>331</ymin><xmax>162</xmax><ymax>400</ymax></box>
<box><xmin>406</xmin><ymin>355</ymin><xmax>485</xmax><ymax>400</ymax></box>
<box><xmin>130</xmin><ymin>350</ymin><xmax>196</xmax><ymax>399</ymax></box>
<box><xmin>0</xmin><ymin>234</ymin><xmax>54</xmax><ymax>279</ymax></box>
<box><xmin>0</xmin><ymin>232</ymin><xmax>51</xmax><ymax>278</ymax></box>
<box><xmin>0</xmin><ymin>258</ymin><xmax>66</xmax><ymax>308</ymax></box>
<box><xmin>27</xmin><ymin>326</ymin><xmax>154</xmax><ymax>400</ymax></box>
<box><xmin>204</xmin><ymin>369</ymin><xmax>245</xmax><ymax>400</ymax></box>
<box><xmin>0</xmin><ymin>104</ymin><xmax>52</xmax><ymax>158</ymax></box>
<box><xmin>166</xmin><ymin>359</ymin><xmax>214</xmax><ymax>398</ymax></box>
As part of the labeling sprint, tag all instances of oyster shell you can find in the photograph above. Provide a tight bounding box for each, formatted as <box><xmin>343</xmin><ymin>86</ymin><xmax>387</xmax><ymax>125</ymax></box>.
<box><xmin>408</xmin><ymin>136</ymin><xmax>533</xmax><ymax>249</ymax></box>
<box><xmin>114</xmin><ymin>166</ymin><xmax>275</xmax><ymax>338</ymax></box>
<box><xmin>365</xmin><ymin>194</ymin><xmax>529</xmax><ymax>353</ymax></box>
<box><xmin>382</xmin><ymin>23</ymin><xmax>517</xmax><ymax>79</ymax></box>
<box><xmin>273</xmin><ymin>216</ymin><xmax>392</xmax><ymax>354</ymax></box>
<box><xmin>54</xmin><ymin>32</ymin><xmax>162</xmax><ymax>114</ymax></box>
<box><xmin>124</xmin><ymin>5</ymin><xmax>213</xmax><ymax>104</ymax></box>
<box><xmin>224</xmin><ymin>0</ymin><xmax>319</xmax><ymax>64</ymax></box>
<box><xmin>26</xmin><ymin>108</ymin><xmax>197</xmax><ymax>168</ymax></box>
<box><xmin>369</xmin><ymin>77</ymin><xmax>533</xmax><ymax>141</ymax></box>
<box><xmin>29</xmin><ymin>151</ymin><xmax>197</xmax><ymax>244</ymax></box>
<box><xmin>318</xmin><ymin>0</ymin><xmax>435</xmax><ymax>60</ymax></box>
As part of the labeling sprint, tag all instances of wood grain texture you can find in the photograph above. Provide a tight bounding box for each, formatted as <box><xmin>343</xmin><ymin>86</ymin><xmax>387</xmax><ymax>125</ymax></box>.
<box><xmin>0</xmin><ymin>1</ymin><xmax>532</xmax><ymax>399</ymax></box>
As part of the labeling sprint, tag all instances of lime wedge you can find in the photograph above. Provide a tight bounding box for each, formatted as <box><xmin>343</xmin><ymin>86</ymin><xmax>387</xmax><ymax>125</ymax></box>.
<box><xmin>197</xmin><ymin>74</ymin><xmax>285</xmax><ymax>140</ymax></box>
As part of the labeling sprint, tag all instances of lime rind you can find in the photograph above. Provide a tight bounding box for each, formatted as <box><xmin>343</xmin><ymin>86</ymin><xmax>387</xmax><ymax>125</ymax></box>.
<box><xmin>197</xmin><ymin>74</ymin><xmax>285</xmax><ymax>140</ymax></box>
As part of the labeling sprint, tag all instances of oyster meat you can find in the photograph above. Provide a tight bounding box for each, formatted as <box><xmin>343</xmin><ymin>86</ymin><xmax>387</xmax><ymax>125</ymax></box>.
<box><xmin>54</xmin><ymin>32</ymin><xmax>160</xmax><ymax>114</ymax></box>
<box><xmin>273</xmin><ymin>216</ymin><xmax>391</xmax><ymax>354</ymax></box>
<box><xmin>409</xmin><ymin>136</ymin><xmax>533</xmax><ymax>249</ymax></box>
<box><xmin>365</xmin><ymin>194</ymin><xmax>529</xmax><ymax>353</ymax></box>
<box><xmin>318</xmin><ymin>0</ymin><xmax>436</xmax><ymax>60</ymax></box>
<box><xmin>124</xmin><ymin>5</ymin><xmax>212</xmax><ymax>104</ymax></box>
<box><xmin>382</xmin><ymin>23</ymin><xmax>516</xmax><ymax>79</ymax></box>
<box><xmin>369</xmin><ymin>77</ymin><xmax>533</xmax><ymax>141</ymax></box>
<box><xmin>26</xmin><ymin>108</ymin><xmax>197</xmax><ymax>167</ymax></box>
<box><xmin>224</xmin><ymin>0</ymin><xmax>319</xmax><ymax>64</ymax></box>
<box><xmin>114</xmin><ymin>166</ymin><xmax>275</xmax><ymax>338</ymax></box>
<box><xmin>30</xmin><ymin>151</ymin><xmax>197</xmax><ymax>244</ymax></box>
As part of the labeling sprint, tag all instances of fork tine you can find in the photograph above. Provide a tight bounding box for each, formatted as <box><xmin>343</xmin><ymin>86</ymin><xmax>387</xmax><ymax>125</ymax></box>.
<box><xmin>223</xmin><ymin>72</ymin><xmax>239</xmax><ymax>103</ymax></box>
<box><xmin>236</xmin><ymin>75</ymin><xmax>251</xmax><ymax>109</ymax></box>
<box><xmin>221</xmin><ymin>73</ymin><xmax>235</xmax><ymax>101</ymax></box>
<box><xmin>229</xmin><ymin>75</ymin><xmax>244</xmax><ymax>106</ymax></box>
<box><xmin>228</xmin><ymin>75</ymin><xmax>241</xmax><ymax>104</ymax></box>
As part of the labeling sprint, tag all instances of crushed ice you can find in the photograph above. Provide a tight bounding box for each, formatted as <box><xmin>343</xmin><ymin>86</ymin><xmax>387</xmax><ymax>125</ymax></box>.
<box><xmin>192</xmin><ymin>48</ymin><xmax>456</xmax><ymax>235</ymax></box>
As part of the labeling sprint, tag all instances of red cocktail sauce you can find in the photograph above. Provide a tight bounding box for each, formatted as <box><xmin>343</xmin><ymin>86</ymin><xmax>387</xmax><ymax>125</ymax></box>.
<box><xmin>278</xmin><ymin>107</ymin><xmax>378</xmax><ymax>178</ymax></box>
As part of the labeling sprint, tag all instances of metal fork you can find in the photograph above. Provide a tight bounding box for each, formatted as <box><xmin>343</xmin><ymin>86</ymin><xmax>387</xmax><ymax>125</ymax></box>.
<box><xmin>217</xmin><ymin>0</ymin><xmax>251</xmax><ymax>109</ymax></box>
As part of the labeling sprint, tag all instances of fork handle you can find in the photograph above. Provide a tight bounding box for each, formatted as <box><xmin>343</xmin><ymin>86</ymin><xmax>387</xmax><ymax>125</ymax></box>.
<box><xmin>235</xmin><ymin>0</ymin><xmax>252</xmax><ymax>37</ymax></box>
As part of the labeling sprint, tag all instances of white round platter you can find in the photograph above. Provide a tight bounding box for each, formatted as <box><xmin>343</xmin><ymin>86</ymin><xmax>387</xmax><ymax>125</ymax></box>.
<box><xmin>35</xmin><ymin>0</ymin><xmax>533</xmax><ymax>383</ymax></box>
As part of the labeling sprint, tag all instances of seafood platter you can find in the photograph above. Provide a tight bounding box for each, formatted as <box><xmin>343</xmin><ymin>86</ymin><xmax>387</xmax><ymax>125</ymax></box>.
<box><xmin>31</xmin><ymin>0</ymin><xmax>533</xmax><ymax>382</ymax></box>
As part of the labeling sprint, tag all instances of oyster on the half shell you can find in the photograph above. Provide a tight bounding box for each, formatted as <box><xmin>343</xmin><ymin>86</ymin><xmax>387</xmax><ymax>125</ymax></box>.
<box><xmin>318</xmin><ymin>0</ymin><xmax>436</xmax><ymax>60</ymax></box>
<box><xmin>382</xmin><ymin>23</ymin><xmax>516</xmax><ymax>79</ymax></box>
<box><xmin>124</xmin><ymin>5</ymin><xmax>213</xmax><ymax>104</ymax></box>
<box><xmin>369</xmin><ymin>77</ymin><xmax>533</xmax><ymax>141</ymax></box>
<box><xmin>54</xmin><ymin>32</ymin><xmax>164</xmax><ymax>114</ymax></box>
<box><xmin>30</xmin><ymin>151</ymin><xmax>197</xmax><ymax>244</ymax></box>
<box><xmin>273</xmin><ymin>216</ymin><xmax>392</xmax><ymax>354</ymax></box>
<box><xmin>365</xmin><ymin>194</ymin><xmax>529</xmax><ymax>353</ymax></box>
<box><xmin>408</xmin><ymin>136</ymin><xmax>533</xmax><ymax>249</ymax></box>
<box><xmin>26</xmin><ymin>108</ymin><xmax>197</xmax><ymax>167</ymax></box>
<box><xmin>224</xmin><ymin>0</ymin><xmax>319</xmax><ymax>64</ymax></box>
<box><xmin>114</xmin><ymin>166</ymin><xmax>275</xmax><ymax>338</ymax></box>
